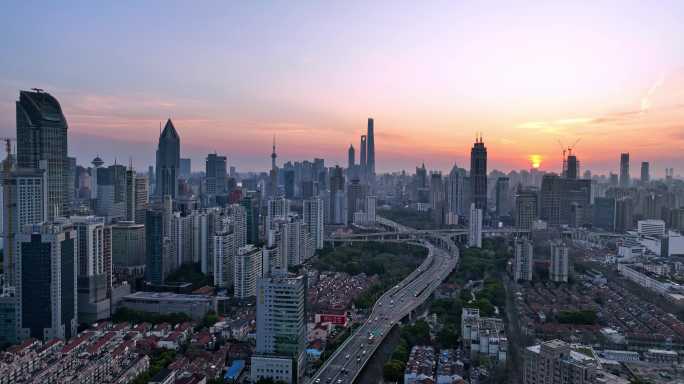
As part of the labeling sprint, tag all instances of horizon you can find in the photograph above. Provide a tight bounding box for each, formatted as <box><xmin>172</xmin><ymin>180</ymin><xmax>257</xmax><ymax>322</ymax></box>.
<box><xmin>2</xmin><ymin>1</ymin><xmax>684</xmax><ymax>176</ymax></box>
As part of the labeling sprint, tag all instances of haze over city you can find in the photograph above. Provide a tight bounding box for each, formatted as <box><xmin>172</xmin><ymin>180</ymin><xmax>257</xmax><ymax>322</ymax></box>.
<box><xmin>2</xmin><ymin>1</ymin><xmax>684</xmax><ymax>174</ymax></box>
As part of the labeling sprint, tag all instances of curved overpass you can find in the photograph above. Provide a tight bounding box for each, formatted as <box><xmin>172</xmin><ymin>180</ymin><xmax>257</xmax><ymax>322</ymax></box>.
<box><xmin>310</xmin><ymin>217</ymin><xmax>458</xmax><ymax>384</ymax></box>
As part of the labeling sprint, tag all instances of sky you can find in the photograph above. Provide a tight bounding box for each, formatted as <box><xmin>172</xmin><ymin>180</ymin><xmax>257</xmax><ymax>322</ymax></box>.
<box><xmin>1</xmin><ymin>1</ymin><xmax>684</xmax><ymax>176</ymax></box>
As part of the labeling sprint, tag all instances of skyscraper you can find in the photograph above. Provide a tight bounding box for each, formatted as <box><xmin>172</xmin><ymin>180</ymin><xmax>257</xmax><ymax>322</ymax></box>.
<box><xmin>252</xmin><ymin>273</ymin><xmax>306</xmax><ymax>384</ymax></box>
<box><xmin>234</xmin><ymin>244</ymin><xmax>263</xmax><ymax>298</ymax></box>
<box><xmin>16</xmin><ymin>90</ymin><xmax>69</xmax><ymax>219</ymax></box>
<box><xmin>495</xmin><ymin>177</ymin><xmax>511</xmax><ymax>217</ymax></box>
<box><xmin>641</xmin><ymin>161</ymin><xmax>650</xmax><ymax>183</ymax></box>
<box><xmin>155</xmin><ymin>119</ymin><xmax>181</xmax><ymax>198</ymax></box>
<box><xmin>619</xmin><ymin>153</ymin><xmax>630</xmax><ymax>187</ymax></box>
<box><xmin>367</xmin><ymin>117</ymin><xmax>375</xmax><ymax>176</ymax></box>
<box><xmin>347</xmin><ymin>144</ymin><xmax>355</xmax><ymax>170</ymax></box>
<box><xmin>470</xmin><ymin>135</ymin><xmax>487</xmax><ymax>212</ymax></box>
<box><xmin>206</xmin><ymin>153</ymin><xmax>228</xmax><ymax>201</ymax></box>
<box><xmin>515</xmin><ymin>187</ymin><xmax>538</xmax><ymax>230</ymax></box>
<box><xmin>329</xmin><ymin>166</ymin><xmax>346</xmax><ymax>225</ymax></box>
<box><xmin>565</xmin><ymin>154</ymin><xmax>579</xmax><ymax>180</ymax></box>
<box><xmin>360</xmin><ymin>135</ymin><xmax>367</xmax><ymax>171</ymax></box>
<box><xmin>16</xmin><ymin>222</ymin><xmax>77</xmax><ymax>340</ymax></box>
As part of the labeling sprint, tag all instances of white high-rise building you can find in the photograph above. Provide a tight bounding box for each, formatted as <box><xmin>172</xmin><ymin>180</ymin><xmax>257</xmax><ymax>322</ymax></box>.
<box><xmin>468</xmin><ymin>203</ymin><xmax>482</xmax><ymax>248</ymax></box>
<box><xmin>303</xmin><ymin>197</ymin><xmax>324</xmax><ymax>250</ymax></box>
<box><xmin>234</xmin><ymin>244</ymin><xmax>263</xmax><ymax>298</ymax></box>
<box><xmin>514</xmin><ymin>238</ymin><xmax>534</xmax><ymax>282</ymax></box>
<box><xmin>550</xmin><ymin>242</ymin><xmax>569</xmax><ymax>283</ymax></box>
<box><xmin>252</xmin><ymin>273</ymin><xmax>306</xmax><ymax>384</ymax></box>
<box><xmin>213</xmin><ymin>230</ymin><xmax>236</xmax><ymax>288</ymax></box>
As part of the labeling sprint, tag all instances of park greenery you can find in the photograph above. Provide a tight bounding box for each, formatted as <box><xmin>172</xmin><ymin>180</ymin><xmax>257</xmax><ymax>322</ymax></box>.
<box><xmin>165</xmin><ymin>262</ymin><xmax>211</xmax><ymax>290</ymax></box>
<box><xmin>383</xmin><ymin>321</ymin><xmax>431</xmax><ymax>382</ymax></box>
<box><xmin>132</xmin><ymin>349</ymin><xmax>176</xmax><ymax>384</ymax></box>
<box><xmin>377</xmin><ymin>207</ymin><xmax>437</xmax><ymax>230</ymax></box>
<box><xmin>112</xmin><ymin>307</ymin><xmax>191</xmax><ymax>325</ymax></box>
<box><xmin>312</xmin><ymin>242</ymin><xmax>427</xmax><ymax>309</ymax></box>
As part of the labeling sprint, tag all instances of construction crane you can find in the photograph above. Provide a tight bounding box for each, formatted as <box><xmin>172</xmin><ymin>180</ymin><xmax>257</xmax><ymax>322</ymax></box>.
<box><xmin>557</xmin><ymin>138</ymin><xmax>581</xmax><ymax>176</ymax></box>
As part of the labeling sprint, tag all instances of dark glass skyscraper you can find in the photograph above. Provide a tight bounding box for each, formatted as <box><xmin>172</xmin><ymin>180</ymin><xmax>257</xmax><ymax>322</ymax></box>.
<box><xmin>155</xmin><ymin>119</ymin><xmax>181</xmax><ymax>198</ymax></box>
<box><xmin>367</xmin><ymin>118</ymin><xmax>375</xmax><ymax>175</ymax></box>
<box><xmin>360</xmin><ymin>135</ymin><xmax>367</xmax><ymax>170</ymax></box>
<box><xmin>206</xmin><ymin>153</ymin><xmax>228</xmax><ymax>198</ymax></box>
<box><xmin>347</xmin><ymin>144</ymin><xmax>355</xmax><ymax>169</ymax></box>
<box><xmin>641</xmin><ymin>161</ymin><xmax>650</xmax><ymax>183</ymax></box>
<box><xmin>470</xmin><ymin>136</ymin><xmax>487</xmax><ymax>212</ymax></box>
<box><xmin>619</xmin><ymin>153</ymin><xmax>630</xmax><ymax>187</ymax></box>
<box><xmin>16</xmin><ymin>90</ymin><xmax>69</xmax><ymax>219</ymax></box>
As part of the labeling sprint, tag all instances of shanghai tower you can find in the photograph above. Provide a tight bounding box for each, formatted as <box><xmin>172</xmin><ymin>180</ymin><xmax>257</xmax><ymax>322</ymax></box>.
<box><xmin>155</xmin><ymin>119</ymin><xmax>181</xmax><ymax>198</ymax></box>
<box><xmin>367</xmin><ymin>117</ymin><xmax>375</xmax><ymax>175</ymax></box>
<box><xmin>470</xmin><ymin>135</ymin><xmax>487</xmax><ymax>212</ymax></box>
<box><xmin>16</xmin><ymin>89</ymin><xmax>69</xmax><ymax>219</ymax></box>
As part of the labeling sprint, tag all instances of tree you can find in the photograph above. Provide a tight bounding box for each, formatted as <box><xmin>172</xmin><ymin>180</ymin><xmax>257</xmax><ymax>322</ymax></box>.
<box><xmin>383</xmin><ymin>359</ymin><xmax>405</xmax><ymax>382</ymax></box>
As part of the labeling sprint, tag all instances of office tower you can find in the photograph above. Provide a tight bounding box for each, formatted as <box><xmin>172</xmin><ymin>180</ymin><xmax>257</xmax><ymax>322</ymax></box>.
<box><xmin>240</xmin><ymin>195</ymin><xmax>260</xmax><ymax>244</ymax></box>
<box><xmin>468</xmin><ymin>203</ymin><xmax>482</xmax><ymax>248</ymax></box>
<box><xmin>360</xmin><ymin>135</ymin><xmax>367</xmax><ymax>173</ymax></box>
<box><xmin>111</xmin><ymin>221</ymin><xmax>145</xmax><ymax>272</ymax></box>
<box><xmin>495</xmin><ymin>177</ymin><xmax>511</xmax><ymax>217</ymax></box>
<box><xmin>179</xmin><ymin>158</ymin><xmax>191</xmax><ymax>179</ymax></box>
<box><xmin>234</xmin><ymin>244</ymin><xmax>263</xmax><ymax>298</ymax></box>
<box><xmin>641</xmin><ymin>161</ymin><xmax>650</xmax><ymax>183</ymax></box>
<box><xmin>125</xmin><ymin>165</ymin><xmax>136</xmax><ymax>222</ymax></box>
<box><xmin>470</xmin><ymin>135</ymin><xmax>487</xmax><ymax>212</ymax></box>
<box><xmin>16</xmin><ymin>222</ymin><xmax>77</xmax><ymax>340</ymax></box>
<box><xmin>134</xmin><ymin>175</ymin><xmax>148</xmax><ymax>224</ymax></box>
<box><xmin>2</xmin><ymin>164</ymin><xmax>48</xmax><ymax>286</ymax></box>
<box><xmin>16</xmin><ymin>90</ymin><xmax>69</xmax><ymax>219</ymax></box>
<box><xmin>523</xmin><ymin>340</ymin><xmax>600</xmax><ymax>384</ymax></box>
<box><xmin>592</xmin><ymin>197</ymin><xmax>616</xmax><ymax>232</ymax></box>
<box><xmin>429</xmin><ymin>171</ymin><xmax>446</xmax><ymax>226</ymax></box>
<box><xmin>367</xmin><ymin>117</ymin><xmax>375</xmax><ymax>176</ymax></box>
<box><xmin>565</xmin><ymin>155</ymin><xmax>579</xmax><ymax>180</ymax></box>
<box><xmin>550</xmin><ymin>242</ymin><xmax>569</xmax><ymax>283</ymax></box>
<box><xmin>303</xmin><ymin>197</ymin><xmax>324</xmax><ymax>250</ymax></box>
<box><xmin>284</xmin><ymin>169</ymin><xmax>295</xmax><ymax>199</ymax></box>
<box><xmin>267</xmin><ymin>197</ymin><xmax>291</xmax><ymax>231</ymax></box>
<box><xmin>540</xmin><ymin>174</ymin><xmax>591</xmax><ymax>227</ymax></box>
<box><xmin>347</xmin><ymin>144</ymin><xmax>355</xmax><ymax>170</ymax></box>
<box><xmin>145</xmin><ymin>199</ymin><xmax>174</xmax><ymax>285</ymax></box>
<box><xmin>329</xmin><ymin>166</ymin><xmax>346</xmax><ymax>224</ymax></box>
<box><xmin>446</xmin><ymin>164</ymin><xmax>465</xmax><ymax>218</ymax></box>
<box><xmin>65</xmin><ymin>157</ymin><xmax>76</xmax><ymax>213</ymax></box>
<box><xmin>513</xmin><ymin>238</ymin><xmax>533</xmax><ymax>282</ymax></box>
<box><xmin>540</xmin><ymin>174</ymin><xmax>562</xmax><ymax>226</ymax></box>
<box><xmin>365</xmin><ymin>195</ymin><xmax>377</xmax><ymax>224</ymax></box>
<box><xmin>95</xmin><ymin>164</ymin><xmax>127</xmax><ymax>221</ymax></box>
<box><xmin>206</xmin><ymin>153</ymin><xmax>228</xmax><ymax>202</ymax></box>
<box><xmin>155</xmin><ymin>119</ymin><xmax>181</xmax><ymax>198</ymax></box>
<box><xmin>347</xmin><ymin>179</ymin><xmax>367</xmax><ymax>224</ymax></box>
<box><xmin>619</xmin><ymin>153</ymin><xmax>630</xmax><ymax>187</ymax></box>
<box><xmin>71</xmin><ymin>216</ymin><xmax>111</xmax><ymax>323</ymax></box>
<box><xmin>91</xmin><ymin>156</ymin><xmax>104</xmax><ymax>199</ymax></box>
<box><xmin>515</xmin><ymin>187</ymin><xmax>538</xmax><ymax>230</ymax></box>
<box><xmin>252</xmin><ymin>274</ymin><xmax>306</xmax><ymax>384</ymax></box>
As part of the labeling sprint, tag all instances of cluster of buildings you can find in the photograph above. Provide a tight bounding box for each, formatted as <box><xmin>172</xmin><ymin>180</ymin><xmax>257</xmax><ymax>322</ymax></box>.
<box><xmin>404</xmin><ymin>346</ymin><xmax>466</xmax><ymax>384</ymax></box>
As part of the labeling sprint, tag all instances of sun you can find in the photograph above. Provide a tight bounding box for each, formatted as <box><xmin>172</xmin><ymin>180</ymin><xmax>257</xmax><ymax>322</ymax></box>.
<box><xmin>529</xmin><ymin>154</ymin><xmax>542</xmax><ymax>169</ymax></box>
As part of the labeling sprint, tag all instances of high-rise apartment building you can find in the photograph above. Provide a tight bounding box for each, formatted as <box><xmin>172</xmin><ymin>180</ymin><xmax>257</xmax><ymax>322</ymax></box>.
<box><xmin>468</xmin><ymin>203</ymin><xmax>482</xmax><ymax>248</ymax></box>
<box><xmin>155</xmin><ymin>119</ymin><xmax>181</xmax><ymax>198</ymax></box>
<box><xmin>16</xmin><ymin>222</ymin><xmax>77</xmax><ymax>341</ymax></box>
<box><xmin>267</xmin><ymin>197</ymin><xmax>291</xmax><ymax>231</ymax></box>
<box><xmin>514</xmin><ymin>187</ymin><xmax>538</xmax><ymax>230</ymax></box>
<box><xmin>514</xmin><ymin>238</ymin><xmax>533</xmax><ymax>282</ymax></box>
<box><xmin>550</xmin><ymin>242</ymin><xmax>569</xmax><ymax>283</ymax></box>
<box><xmin>252</xmin><ymin>273</ymin><xmax>306</xmax><ymax>384</ymax></box>
<box><xmin>16</xmin><ymin>90</ymin><xmax>69</xmax><ymax>219</ymax></box>
<box><xmin>470</xmin><ymin>136</ymin><xmax>487</xmax><ymax>212</ymax></box>
<box><xmin>523</xmin><ymin>340</ymin><xmax>601</xmax><ymax>384</ymax></box>
<box><xmin>234</xmin><ymin>244</ymin><xmax>263</xmax><ymax>298</ymax></box>
<box><xmin>303</xmin><ymin>197</ymin><xmax>324</xmax><ymax>250</ymax></box>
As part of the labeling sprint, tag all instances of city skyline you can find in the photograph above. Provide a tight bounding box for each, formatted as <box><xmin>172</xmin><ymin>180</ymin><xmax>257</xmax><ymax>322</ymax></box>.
<box><xmin>2</xmin><ymin>2</ymin><xmax>684</xmax><ymax>175</ymax></box>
